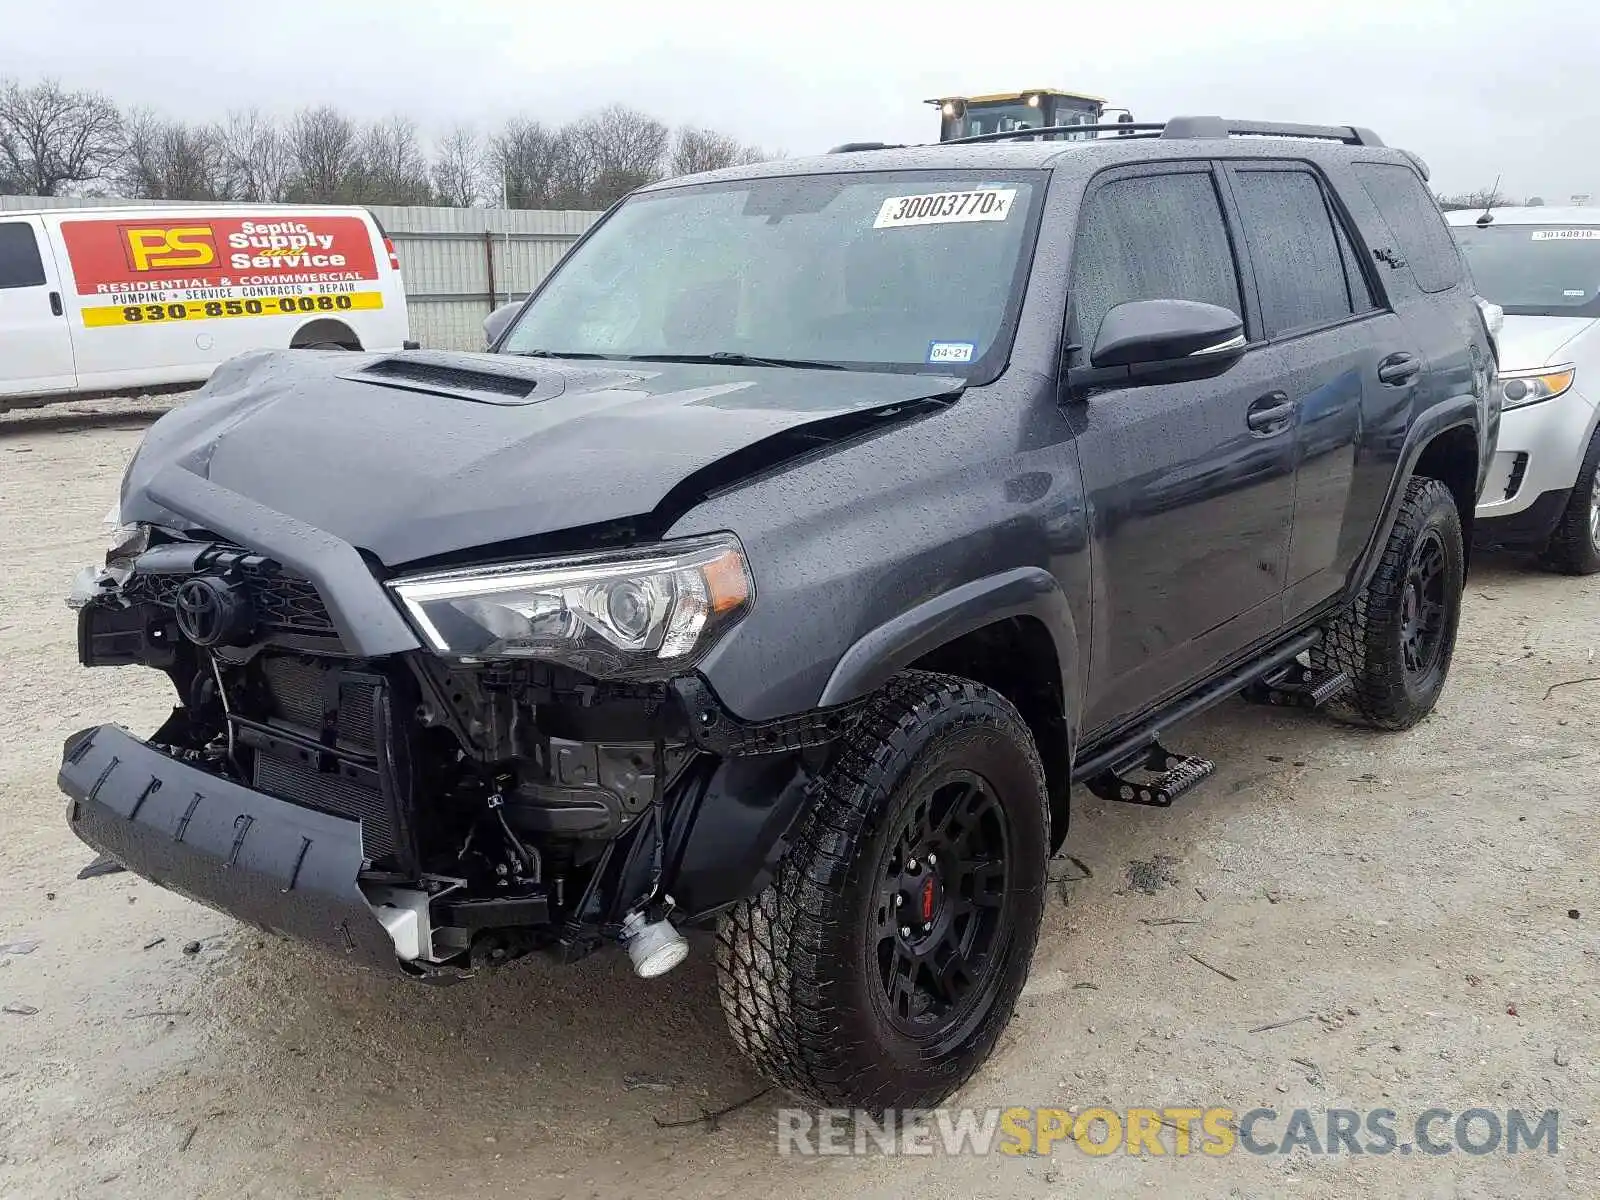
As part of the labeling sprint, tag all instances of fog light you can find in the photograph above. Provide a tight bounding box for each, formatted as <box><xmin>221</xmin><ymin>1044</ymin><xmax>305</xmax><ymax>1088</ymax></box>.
<box><xmin>621</xmin><ymin>910</ymin><xmax>688</xmax><ymax>978</ymax></box>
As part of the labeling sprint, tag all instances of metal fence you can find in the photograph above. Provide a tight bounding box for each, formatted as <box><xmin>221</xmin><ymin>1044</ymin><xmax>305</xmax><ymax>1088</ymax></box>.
<box><xmin>1</xmin><ymin>195</ymin><xmax>602</xmax><ymax>350</ymax></box>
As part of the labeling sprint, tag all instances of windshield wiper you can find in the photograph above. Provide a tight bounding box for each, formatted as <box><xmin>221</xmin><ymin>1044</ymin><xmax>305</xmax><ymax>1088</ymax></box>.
<box><xmin>504</xmin><ymin>349</ymin><xmax>621</xmax><ymax>360</ymax></box>
<box><xmin>620</xmin><ymin>351</ymin><xmax>848</xmax><ymax>371</ymax></box>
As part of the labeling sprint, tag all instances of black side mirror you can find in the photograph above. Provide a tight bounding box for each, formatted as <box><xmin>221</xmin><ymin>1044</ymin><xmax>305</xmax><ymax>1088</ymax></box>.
<box><xmin>1090</xmin><ymin>299</ymin><xmax>1244</xmax><ymax>368</ymax></box>
<box><xmin>483</xmin><ymin>301</ymin><xmax>522</xmax><ymax>349</ymax></box>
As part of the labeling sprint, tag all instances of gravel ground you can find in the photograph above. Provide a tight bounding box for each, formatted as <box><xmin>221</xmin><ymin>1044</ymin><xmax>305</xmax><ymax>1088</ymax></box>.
<box><xmin>1</xmin><ymin>398</ymin><xmax>1596</xmax><ymax>1199</ymax></box>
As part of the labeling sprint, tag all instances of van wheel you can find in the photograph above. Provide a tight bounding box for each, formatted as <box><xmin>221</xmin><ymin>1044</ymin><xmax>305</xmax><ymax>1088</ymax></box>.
<box><xmin>1540</xmin><ymin>427</ymin><xmax>1600</xmax><ymax>575</ymax></box>
<box><xmin>303</xmin><ymin>341</ymin><xmax>351</xmax><ymax>351</ymax></box>
<box><xmin>1315</xmin><ymin>477</ymin><xmax>1464</xmax><ymax>730</ymax></box>
<box><xmin>715</xmin><ymin>671</ymin><xmax>1048</xmax><ymax>1110</ymax></box>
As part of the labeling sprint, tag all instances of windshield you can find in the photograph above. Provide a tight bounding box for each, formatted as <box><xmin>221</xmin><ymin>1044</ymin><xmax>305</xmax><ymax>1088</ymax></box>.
<box><xmin>499</xmin><ymin>170</ymin><xmax>1043</xmax><ymax>376</ymax></box>
<box><xmin>1452</xmin><ymin>224</ymin><xmax>1600</xmax><ymax>318</ymax></box>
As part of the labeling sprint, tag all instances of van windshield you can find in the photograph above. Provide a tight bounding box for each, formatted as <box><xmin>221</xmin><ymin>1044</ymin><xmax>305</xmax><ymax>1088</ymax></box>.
<box><xmin>1452</xmin><ymin>224</ymin><xmax>1600</xmax><ymax>318</ymax></box>
<box><xmin>499</xmin><ymin>170</ymin><xmax>1044</xmax><ymax>377</ymax></box>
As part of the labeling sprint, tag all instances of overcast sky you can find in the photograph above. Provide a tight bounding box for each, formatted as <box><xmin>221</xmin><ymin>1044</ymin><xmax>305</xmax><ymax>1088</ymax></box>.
<box><xmin>4</xmin><ymin>0</ymin><xmax>1595</xmax><ymax>201</ymax></box>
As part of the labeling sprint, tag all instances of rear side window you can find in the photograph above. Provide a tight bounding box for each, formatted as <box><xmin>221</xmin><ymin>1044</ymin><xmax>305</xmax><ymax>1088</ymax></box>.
<box><xmin>1333</xmin><ymin>210</ymin><xmax>1377</xmax><ymax>312</ymax></box>
<box><xmin>1353</xmin><ymin>163</ymin><xmax>1462</xmax><ymax>293</ymax></box>
<box><xmin>1231</xmin><ymin>168</ymin><xmax>1355</xmax><ymax>336</ymax></box>
<box><xmin>1070</xmin><ymin>171</ymin><xmax>1243</xmax><ymax>351</ymax></box>
<box><xmin>0</xmin><ymin>222</ymin><xmax>47</xmax><ymax>289</ymax></box>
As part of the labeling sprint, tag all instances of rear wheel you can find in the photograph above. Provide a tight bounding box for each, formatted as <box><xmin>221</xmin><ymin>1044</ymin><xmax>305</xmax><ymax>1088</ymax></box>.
<box><xmin>715</xmin><ymin>672</ymin><xmax>1048</xmax><ymax>1110</ymax></box>
<box><xmin>1541</xmin><ymin>427</ymin><xmax>1600</xmax><ymax>575</ymax></box>
<box><xmin>1316</xmin><ymin>477</ymin><xmax>1464</xmax><ymax>730</ymax></box>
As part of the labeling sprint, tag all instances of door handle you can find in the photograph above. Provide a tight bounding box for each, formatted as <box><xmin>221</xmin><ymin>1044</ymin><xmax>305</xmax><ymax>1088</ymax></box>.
<box><xmin>1378</xmin><ymin>352</ymin><xmax>1421</xmax><ymax>386</ymax></box>
<box><xmin>48</xmin><ymin>291</ymin><xmax>63</xmax><ymax>317</ymax></box>
<box><xmin>1246</xmin><ymin>392</ymin><xmax>1296</xmax><ymax>435</ymax></box>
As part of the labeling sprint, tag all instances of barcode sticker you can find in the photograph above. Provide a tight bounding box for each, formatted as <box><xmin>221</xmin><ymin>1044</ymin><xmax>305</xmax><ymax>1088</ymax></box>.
<box><xmin>1531</xmin><ymin>229</ymin><xmax>1600</xmax><ymax>241</ymax></box>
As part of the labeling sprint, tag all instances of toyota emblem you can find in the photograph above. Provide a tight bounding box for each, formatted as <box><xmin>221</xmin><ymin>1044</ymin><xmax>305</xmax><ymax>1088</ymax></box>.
<box><xmin>173</xmin><ymin>576</ymin><xmax>255</xmax><ymax>646</ymax></box>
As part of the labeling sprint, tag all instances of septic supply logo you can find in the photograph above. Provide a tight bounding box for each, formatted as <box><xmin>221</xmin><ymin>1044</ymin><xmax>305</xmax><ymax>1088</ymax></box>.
<box><xmin>776</xmin><ymin>1107</ymin><xmax>1561</xmax><ymax>1158</ymax></box>
<box><xmin>124</xmin><ymin>225</ymin><xmax>218</xmax><ymax>272</ymax></box>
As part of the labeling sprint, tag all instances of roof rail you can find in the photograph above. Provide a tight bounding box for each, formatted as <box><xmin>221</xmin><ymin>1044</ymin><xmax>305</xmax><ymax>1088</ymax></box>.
<box><xmin>1160</xmin><ymin>117</ymin><xmax>1385</xmax><ymax>147</ymax></box>
<box><xmin>830</xmin><ymin>118</ymin><xmax>1387</xmax><ymax>155</ymax></box>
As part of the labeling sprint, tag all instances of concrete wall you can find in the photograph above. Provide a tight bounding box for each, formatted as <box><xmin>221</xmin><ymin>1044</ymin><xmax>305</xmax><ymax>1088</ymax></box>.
<box><xmin>1</xmin><ymin>195</ymin><xmax>602</xmax><ymax>350</ymax></box>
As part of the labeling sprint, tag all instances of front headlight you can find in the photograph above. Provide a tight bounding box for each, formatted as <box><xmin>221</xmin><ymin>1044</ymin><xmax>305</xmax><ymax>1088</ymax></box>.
<box><xmin>1500</xmin><ymin>364</ymin><xmax>1575</xmax><ymax>410</ymax></box>
<box><xmin>389</xmin><ymin>533</ymin><xmax>754</xmax><ymax>679</ymax></box>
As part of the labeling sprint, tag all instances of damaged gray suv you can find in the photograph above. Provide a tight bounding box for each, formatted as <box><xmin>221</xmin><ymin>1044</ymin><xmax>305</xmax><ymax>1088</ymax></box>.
<box><xmin>63</xmin><ymin>116</ymin><xmax>1495</xmax><ymax>1109</ymax></box>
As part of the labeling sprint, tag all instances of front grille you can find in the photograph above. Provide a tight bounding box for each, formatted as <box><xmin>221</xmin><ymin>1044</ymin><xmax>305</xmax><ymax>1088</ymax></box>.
<box><xmin>124</xmin><ymin>553</ymin><xmax>337</xmax><ymax>639</ymax></box>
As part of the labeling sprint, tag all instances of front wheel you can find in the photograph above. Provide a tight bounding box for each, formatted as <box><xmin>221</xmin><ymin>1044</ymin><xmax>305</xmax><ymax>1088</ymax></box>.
<box><xmin>1541</xmin><ymin>427</ymin><xmax>1600</xmax><ymax>575</ymax></box>
<box><xmin>1316</xmin><ymin>477</ymin><xmax>1464</xmax><ymax>730</ymax></box>
<box><xmin>715</xmin><ymin>672</ymin><xmax>1048</xmax><ymax>1110</ymax></box>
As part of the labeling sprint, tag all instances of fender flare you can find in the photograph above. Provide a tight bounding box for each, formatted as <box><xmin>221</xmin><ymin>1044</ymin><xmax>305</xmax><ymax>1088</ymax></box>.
<box><xmin>1347</xmin><ymin>397</ymin><xmax>1480</xmax><ymax>595</ymax></box>
<box><xmin>670</xmin><ymin>567</ymin><xmax>1082</xmax><ymax>919</ymax></box>
<box><xmin>818</xmin><ymin>565</ymin><xmax>1080</xmax><ymax>721</ymax></box>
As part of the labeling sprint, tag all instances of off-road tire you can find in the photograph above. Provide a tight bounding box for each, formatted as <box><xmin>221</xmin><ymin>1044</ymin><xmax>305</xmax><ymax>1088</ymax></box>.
<box><xmin>1540</xmin><ymin>427</ymin><xmax>1600</xmax><ymax>575</ymax></box>
<box><xmin>1315</xmin><ymin>477</ymin><xmax>1464</xmax><ymax>730</ymax></box>
<box><xmin>714</xmin><ymin>671</ymin><xmax>1048</xmax><ymax>1110</ymax></box>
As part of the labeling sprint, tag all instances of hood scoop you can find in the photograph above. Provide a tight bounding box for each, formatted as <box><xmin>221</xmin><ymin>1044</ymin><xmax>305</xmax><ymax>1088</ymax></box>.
<box><xmin>342</xmin><ymin>351</ymin><xmax>568</xmax><ymax>406</ymax></box>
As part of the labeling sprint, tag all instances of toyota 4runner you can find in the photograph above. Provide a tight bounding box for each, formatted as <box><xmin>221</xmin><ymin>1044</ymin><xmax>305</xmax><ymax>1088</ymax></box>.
<box><xmin>62</xmin><ymin>116</ymin><xmax>1496</xmax><ymax>1109</ymax></box>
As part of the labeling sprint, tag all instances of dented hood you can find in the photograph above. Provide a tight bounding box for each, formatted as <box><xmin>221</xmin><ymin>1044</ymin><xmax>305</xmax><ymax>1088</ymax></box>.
<box><xmin>120</xmin><ymin>349</ymin><xmax>961</xmax><ymax>566</ymax></box>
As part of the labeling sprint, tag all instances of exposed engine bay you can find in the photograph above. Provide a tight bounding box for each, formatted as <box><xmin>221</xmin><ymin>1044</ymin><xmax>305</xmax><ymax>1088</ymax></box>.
<box><xmin>69</xmin><ymin>531</ymin><xmax>847</xmax><ymax>981</ymax></box>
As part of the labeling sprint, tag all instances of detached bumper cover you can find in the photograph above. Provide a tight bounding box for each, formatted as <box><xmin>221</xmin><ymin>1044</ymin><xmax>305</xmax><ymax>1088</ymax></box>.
<box><xmin>59</xmin><ymin>724</ymin><xmax>407</xmax><ymax>976</ymax></box>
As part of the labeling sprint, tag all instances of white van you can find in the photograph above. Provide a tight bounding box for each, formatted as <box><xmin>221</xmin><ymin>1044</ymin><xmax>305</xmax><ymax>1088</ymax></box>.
<box><xmin>0</xmin><ymin>204</ymin><xmax>413</xmax><ymax>412</ymax></box>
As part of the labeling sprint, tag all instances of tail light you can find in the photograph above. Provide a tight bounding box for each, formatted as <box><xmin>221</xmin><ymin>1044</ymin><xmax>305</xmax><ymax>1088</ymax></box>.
<box><xmin>383</xmin><ymin>237</ymin><xmax>401</xmax><ymax>272</ymax></box>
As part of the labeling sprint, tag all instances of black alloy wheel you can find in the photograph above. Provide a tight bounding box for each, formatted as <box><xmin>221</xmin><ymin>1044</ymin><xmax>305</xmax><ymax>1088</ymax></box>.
<box><xmin>871</xmin><ymin>769</ymin><xmax>1012</xmax><ymax>1054</ymax></box>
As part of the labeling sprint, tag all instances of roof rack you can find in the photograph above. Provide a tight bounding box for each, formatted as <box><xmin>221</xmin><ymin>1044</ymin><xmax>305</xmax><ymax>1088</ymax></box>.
<box><xmin>938</xmin><ymin>123</ymin><xmax>1166</xmax><ymax>146</ymax></box>
<box><xmin>828</xmin><ymin>117</ymin><xmax>1386</xmax><ymax>152</ymax></box>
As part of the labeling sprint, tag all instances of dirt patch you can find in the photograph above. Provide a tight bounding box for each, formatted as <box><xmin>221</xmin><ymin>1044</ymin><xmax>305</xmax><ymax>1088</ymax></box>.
<box><xmin>1124</xmin><ymin>854</ymin><xmax>1182</xmax><ymax>895</ymax></box>
<box><xmin>0</xmin><ymin>404</ymin><xmax>1595</xmax><ymax>1198</ymax></box>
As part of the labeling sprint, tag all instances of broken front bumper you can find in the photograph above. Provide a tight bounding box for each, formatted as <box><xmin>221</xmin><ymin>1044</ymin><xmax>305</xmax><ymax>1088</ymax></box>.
<box><xmin>59</xmin><ymin>724</ymin><xmax>414</xmax><ymax>976</ymax></box>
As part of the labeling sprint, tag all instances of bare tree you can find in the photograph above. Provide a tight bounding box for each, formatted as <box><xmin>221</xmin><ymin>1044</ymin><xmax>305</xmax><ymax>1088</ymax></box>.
<box><xmin>491</xmin><ymin>117</ymin><xmax>565</xmax><ymax>208</ymax></box>
<box><xmin>669</xmin><ymin>126</ymin><xmax>768</xmax><ymax>177</ymax></box>
<box><xmin>355</xmin><ymin>114</ymin><xmax>433</xmax><ymax>205</ymax></box>
<box><xmin>1437</xmin><ymin>186</ymin><xmax>1516</xmax><ymax>212</ymax></box>
<box><xmin>284</xmin><ymin>105</ymin><xmax>362</xmax><ymax>203</ymax></box>
<box><xmin>0</xmin><ymin>77</ymin><xmax>123</xmax><ymax>195</ymax></box>
<box><xmin>0</xmin><ymin>73</ymin><xmax>775</xmax><ymax>210</ymax></box>
<box><xmin>572</xmin><ymin>104</ymin><xmax>668</xmax><ymax>207</ymax></box>
<box><xmin>116</xmin><ymin>108</ymin><xmax>228</xmax><ymax>200</ymax></box>
<box><xmin>219</xmin><ymin>108</ymin><xmax>290</xmax><ymax>202</ymax></box>
<box><xmin>432</xmin><ymin>124</ymin><xmax>483</xmax><ymax>208</ymax></box>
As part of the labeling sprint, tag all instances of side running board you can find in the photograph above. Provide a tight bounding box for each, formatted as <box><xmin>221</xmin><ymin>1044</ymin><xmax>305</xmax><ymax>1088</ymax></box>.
<box><xmin>1083</xmin><ymin>741</ymin><xmax>1215</xmax><ymax>808</ymax></box>
<box><xmin>1240</xmin><ymin>661</ymin><xmax>1353</xmax><ymax>709</ymax></box>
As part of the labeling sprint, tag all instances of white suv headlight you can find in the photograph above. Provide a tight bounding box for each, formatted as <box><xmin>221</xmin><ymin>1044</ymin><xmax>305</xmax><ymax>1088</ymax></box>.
<box><xmin>388</xmin><ymin>533</ymin><xmax>754</xmax><ymax>679</ymax></box>
<box><xmin>1500</xmin><ymin>365</ymin><xmax>1575</xmax><ymax>410</ymax></box>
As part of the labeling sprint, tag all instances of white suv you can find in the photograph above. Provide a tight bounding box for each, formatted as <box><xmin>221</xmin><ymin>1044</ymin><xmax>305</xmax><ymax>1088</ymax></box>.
<box><xmin>1450</xmin><ymin>207</ymin><xmax>1600</xmax><ymax>573</ymax></box>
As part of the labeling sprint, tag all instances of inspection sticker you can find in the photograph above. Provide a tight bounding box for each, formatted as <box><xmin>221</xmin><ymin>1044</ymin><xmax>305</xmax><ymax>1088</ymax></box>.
<box><xmin>875</xmin><ymin>188</ymin><xmax>1016</xmax><ymax>228</ymax></box>
<box><xmin>927</xmin><ymin>341</ymin><xmax>976</xmax><ymax>364</ymax></box>
<box><xmin>1531</xmin><ymin>228</ymin><xmax>1600</xmax><ymax>241</ymax></box>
